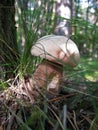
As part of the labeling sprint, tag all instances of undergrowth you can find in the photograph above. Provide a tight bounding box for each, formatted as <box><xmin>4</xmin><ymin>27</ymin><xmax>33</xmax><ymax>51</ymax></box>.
<box><xmin>0</xmin><ymin>0</ymin><xmax>98</xmax><ymax>130</ymax></box>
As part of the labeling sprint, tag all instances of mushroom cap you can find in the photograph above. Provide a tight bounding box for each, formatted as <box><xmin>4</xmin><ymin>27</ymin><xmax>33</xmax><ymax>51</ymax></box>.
<box><xmin>31</xmin><ymin>35</ymin><xmax>80</xmax><ymax>67</ymax></box>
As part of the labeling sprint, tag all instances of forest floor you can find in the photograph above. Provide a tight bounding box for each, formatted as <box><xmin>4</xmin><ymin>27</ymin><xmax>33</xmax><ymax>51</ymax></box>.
<box><xmin>62</xmin><ymin>57</ymin><xmax>98</xmax><ymax>130</ymax></box>
<box><xmin>0</xmin><ymin>57</ymin><xmax>98</xmax><ymax>130</ymax></box>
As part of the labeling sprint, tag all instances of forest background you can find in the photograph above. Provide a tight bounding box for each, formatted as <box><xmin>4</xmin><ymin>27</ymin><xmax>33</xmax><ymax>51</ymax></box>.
<box><xmin>0</xmin><ymin>0</ymin><xmax>98</xmax><ymax>130</ymax></box>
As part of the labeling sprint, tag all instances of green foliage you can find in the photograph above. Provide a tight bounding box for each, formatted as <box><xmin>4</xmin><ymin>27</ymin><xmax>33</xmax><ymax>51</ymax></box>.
<box><xmin>71</xmin><ymin>18</ymin><xmax>98</xmax><ymax>57</ymax></box>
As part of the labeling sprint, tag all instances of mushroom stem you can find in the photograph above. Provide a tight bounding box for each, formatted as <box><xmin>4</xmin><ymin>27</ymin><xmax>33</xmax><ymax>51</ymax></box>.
<box><xmin>33</xmin><ymin>60</ymin><xmax>63</xmax><ymax>97</ymax></box>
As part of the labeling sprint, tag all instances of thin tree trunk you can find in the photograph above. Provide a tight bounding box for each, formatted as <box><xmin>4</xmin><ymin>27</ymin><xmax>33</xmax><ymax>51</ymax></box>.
<box><xmin>54</xmin><ymin>0</ymin><xmax>72</xmax><ymax>36</ymax></box>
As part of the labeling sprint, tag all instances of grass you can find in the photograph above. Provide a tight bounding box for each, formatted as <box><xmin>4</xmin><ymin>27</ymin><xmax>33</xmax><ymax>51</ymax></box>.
<box><xmin>0</xmin><ymin>1</ymin><xmax>98</xmax><ymax>130</ymax></box>
<box><xmin>81</xmin><ymin>58</ymin><xmax>98</xmax><ymax>81</ymax></box>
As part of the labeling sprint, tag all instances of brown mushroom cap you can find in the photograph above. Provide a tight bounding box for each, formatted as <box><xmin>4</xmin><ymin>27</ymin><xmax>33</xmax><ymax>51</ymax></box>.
<box><xmin>31</xmin><ymin>35</ymin><xmax>80</xmax><ymax>67</ymax></box>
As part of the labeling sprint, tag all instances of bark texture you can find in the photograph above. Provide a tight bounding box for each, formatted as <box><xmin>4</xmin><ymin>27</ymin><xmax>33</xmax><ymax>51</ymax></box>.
<box><xmin>0</xmin><ymin>0</ymin><xmax>18</xmax><ymax>79</ymax></box>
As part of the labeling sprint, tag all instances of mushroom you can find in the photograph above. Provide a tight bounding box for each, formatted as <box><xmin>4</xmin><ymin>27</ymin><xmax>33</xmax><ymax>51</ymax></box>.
<box><xmin>31</xmin><ymin>35</ymin><xmax>80</xmax><ymax>97</ymax></box>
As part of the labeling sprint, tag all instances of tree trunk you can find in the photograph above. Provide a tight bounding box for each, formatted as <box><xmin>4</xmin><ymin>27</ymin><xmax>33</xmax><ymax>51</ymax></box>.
<box><xmin>54</xmin><ymin>0</ymin><xmax>72</xmax><ymax>36</ymax></box>
<box><xmin>0</xmin><ymin>0</ymin><xmax>19</xmax><ymax>80</ymax></box>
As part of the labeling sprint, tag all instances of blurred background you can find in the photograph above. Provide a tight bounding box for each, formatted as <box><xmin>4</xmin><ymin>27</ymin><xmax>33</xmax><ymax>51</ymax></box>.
<box><xmin>15</xmin><ymin>0</ymin><xmax>98</xmax><ymax>57</ymax></box>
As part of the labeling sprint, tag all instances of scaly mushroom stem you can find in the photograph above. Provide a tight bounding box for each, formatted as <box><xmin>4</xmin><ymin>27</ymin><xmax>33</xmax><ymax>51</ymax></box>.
<box><xmin>33</xmin><ymin>60</ymin><xmax>63</xmax><ymax>97</ymax></box>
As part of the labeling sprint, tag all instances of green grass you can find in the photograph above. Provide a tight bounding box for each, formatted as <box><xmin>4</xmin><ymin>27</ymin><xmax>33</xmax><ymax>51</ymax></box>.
<box><xmin>79</xmin><ymin>58</ymin><xmax>98</xmax><ymax>81</ymax></box>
